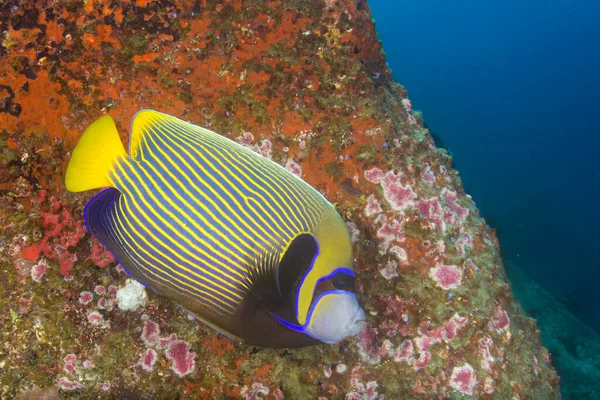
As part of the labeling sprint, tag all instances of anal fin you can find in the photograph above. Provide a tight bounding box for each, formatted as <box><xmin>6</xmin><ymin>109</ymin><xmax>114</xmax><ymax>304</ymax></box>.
<box><xmin>84</xmin><ymin>188</ymin><xmax>132</xmax><ymax>272</ymax></box>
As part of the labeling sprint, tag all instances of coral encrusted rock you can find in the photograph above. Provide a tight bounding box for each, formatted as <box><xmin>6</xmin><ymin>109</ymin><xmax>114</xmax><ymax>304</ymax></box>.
<box><xmin>0</xmin><ymin>0</ymin><xmax>559</xmax><ymax>398</ymax></box>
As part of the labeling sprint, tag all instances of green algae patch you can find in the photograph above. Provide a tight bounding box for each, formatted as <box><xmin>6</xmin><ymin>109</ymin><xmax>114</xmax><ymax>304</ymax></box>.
<box><xmin>95</xmin><ymin>332</ymin><xmax>138</xmax><ymax>379</ymax></box>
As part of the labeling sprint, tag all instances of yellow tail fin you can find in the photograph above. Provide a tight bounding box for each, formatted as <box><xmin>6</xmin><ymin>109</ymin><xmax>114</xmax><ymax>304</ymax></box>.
<box><xmin>65</xmin><ymin>114</ymin><xmax>127</xmax><ymax>192</ymax></box>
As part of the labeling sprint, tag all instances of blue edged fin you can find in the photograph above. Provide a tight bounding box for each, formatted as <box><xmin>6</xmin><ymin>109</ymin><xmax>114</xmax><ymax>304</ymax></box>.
<box><xmin>83</xmin><ymin>188</ymin><xmax>134</xmax><ymax>273</ymax></box>
<box><xmin>84</xmin><ymin>188</ymin><xmax>121</xmax><ymax>243</ymax></box>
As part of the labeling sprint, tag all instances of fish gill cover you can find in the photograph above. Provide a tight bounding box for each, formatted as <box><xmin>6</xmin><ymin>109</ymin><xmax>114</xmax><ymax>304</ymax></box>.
<box><xmin>0</xmin><ymin>0</ymin><xmax>559</xmax><ymax>399</ymax></box>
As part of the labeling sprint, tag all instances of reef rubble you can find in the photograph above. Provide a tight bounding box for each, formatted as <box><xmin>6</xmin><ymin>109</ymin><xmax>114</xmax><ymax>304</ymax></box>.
<box><xmin>0</xmin><ymin>0</ymin><xmax>559</xmax><ymax>398</ymax></box>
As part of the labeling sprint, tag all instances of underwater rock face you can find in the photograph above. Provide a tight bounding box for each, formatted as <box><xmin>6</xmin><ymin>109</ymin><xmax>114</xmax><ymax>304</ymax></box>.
<box><xmin>0</xmin><ymin>0</ymin><xmax>559</xmax><ymax>398</ymax></box>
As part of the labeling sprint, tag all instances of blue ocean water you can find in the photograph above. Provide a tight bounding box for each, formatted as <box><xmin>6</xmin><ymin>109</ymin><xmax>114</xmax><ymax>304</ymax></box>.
<box><xmin>369</xmin><ymin>0</ymin><xmax>600</xmax><ymax>334</ymax></box>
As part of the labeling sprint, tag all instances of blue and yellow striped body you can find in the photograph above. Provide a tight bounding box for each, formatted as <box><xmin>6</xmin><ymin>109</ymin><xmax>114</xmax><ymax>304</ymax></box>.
<box><xmin>69</xmin><ymin>110</ymin><xmax>364</xmax><ymax>347</ymax></box>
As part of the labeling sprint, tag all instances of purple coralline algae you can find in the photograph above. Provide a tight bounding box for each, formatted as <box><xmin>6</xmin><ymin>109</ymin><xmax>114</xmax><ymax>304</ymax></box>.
<box><xmin>429</xmin><ymin>264</ymin><xmax>463</xmax><ymax>290</ymax></box>
<box><xmin>449</xmin><ymin>363</ymin><xmax>477</xmax><ymax>395</ymax></box>
<box><xmin>165</xmin><ymin>340</ymin><xmax>196</xmax><ymax>378</ymax></box>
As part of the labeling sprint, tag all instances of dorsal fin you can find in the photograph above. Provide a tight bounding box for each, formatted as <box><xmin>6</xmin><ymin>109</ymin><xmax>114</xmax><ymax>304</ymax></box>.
<box><xmin>130</xmin><ymin>109</ymin><xmax>207</xmax><ymax>160</ymax></box>
<box><xmin>129</xmin><ymin>110</ymin><xmax>164</xmax><ymax>160</ymax></box>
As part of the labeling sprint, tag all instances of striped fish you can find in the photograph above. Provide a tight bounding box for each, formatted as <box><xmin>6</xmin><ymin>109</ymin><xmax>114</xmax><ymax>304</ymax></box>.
<box><xmin>65</xmin><ymin>110</ymin><xmax>366</xmax><ymax>347</ymax></box>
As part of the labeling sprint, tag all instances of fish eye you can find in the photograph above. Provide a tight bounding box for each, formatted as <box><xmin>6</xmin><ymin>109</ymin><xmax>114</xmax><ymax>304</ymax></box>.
<box><xmin>332</xmin><ymin>272</ymin><xmax>355</xmax><ymax>291</ymax></box>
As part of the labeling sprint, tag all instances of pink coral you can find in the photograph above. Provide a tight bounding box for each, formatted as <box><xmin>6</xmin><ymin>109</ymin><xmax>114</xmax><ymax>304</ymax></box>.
<box><xmin>364</xmin><ymin>194</ymin><xmax>383</xmax><ymax>217</ymax></box>
<box><xmin>63</xmin><ymin>354</ymin><xmax>76</xmax><ymax>363</ymax></box>
<box><xmin>94</xmin><ymin>285</ymin><xmax>106</xmax><ymax>295</ymax></box>
<box><xmin>139</xmin><ymin>348</ymin><xmax>158</xmax><ymax>371</ymax></box>
<box><xmin>440</xmin><ymin>314</ymin><xmax>468</xmax><ymax>341</ymax></box>
<box><xmin>449</xmin><ymin>363</ymin><xmax>477</xmax><ymax>396</ymax></box>
<box><xmin>30</xmin><ymin>258</ymin><xmax>49</xmax><ymax>282</ymax></box>
<box><xmin>401</xmin><ymin>98</ymin><xmax>412</xmax><ymax>113</ymax></box>
<box><xmin>345</xmin><ymin>221</ymin><xmax>360</xmax><ymax>244</ymax></box>
<box><xmin>380</xmin><ymin>260</ymin><xmax>398</xmax><ymax>280</ymax></box>
<box><xmin>479</xmin><ymin>336</ymin><xmax>495</xmax><ymax>374</ymax></box>
<box><xmin>389</xmin><ymin>245</ymin><xmax>408</xmax><ymax>265</ymax></box>
<box><xmin>165</xmin><ymin>340</ymin><xmax>196</xmax><ymax>377</ymax></box>
<box><xmin>273</xmin><ymin>388</ymin><xmax>284</xmax><ymax>400</ymax></box>
<box><xmin>412</xmin><ymin>314</ymin><xmax>468</xmax><ymax>370</ymax></box>
<box><xmin>87</xmin><ymin>311</ymin><xmax>103</xmax><ymax>325</ymax></box>
<box><xmin>356</xmin><ymin>326</ymin><xmax>390</xmax><ymax>364</ymax></box>
<box><xmin>285</xmin><ymin>158</ymin><xmax>302</xmax><ymax>176</ymax></box>
<box><xmin>364</xmin><ymin>167</ymin><xmax>384</xmax><ymax>183</ymax></box>
<box><xmin>429</xmin><ymin>264</ymin><xmax>462</xmax><ymax>290</ymax></box>
<box><xmin>252</xmin><ymin>140</ymin><xmax>272</xmax><ymax>159</ymax></box>
<box><xmin>421</xmin><ymin>163</ymin><xmax>436</xmax><ymax>184</ymax></box>
<box><xmin>413</xmin><ymin>350</ymin><xmax>432</xmax><ymax>370</ymax></box>
<box><xmin>484</xmin><ymin>376</ymin><xmax>495</xmax><ymax>395</ymax></box>
<box><xmin>241</xmin><ymin>382</ymin><xmax>270</xmax><ymax>400</ymax></box>
<box><xmin>376</xmin><ymin>294</ymin><xmax>409</xmax><ymax>337</ymax></box>
<box><xmin>58</xmin><ymin>377</ymin><xmax>83</xmax><ymax>390</ymax></box>
<box><xmin>375</xmin><ymin>216</ymin><xmax>404</xmax><ymax>254</ymax></box>
<box><xmin>97</xmin><ymin>298</ymin><xmax>107</xmax><ymax>309</ymax></box>
<box><xmin>391</xmin><ymin>340</ymin><xmax>414</xmax><ymax>363</ymax></box>
<box><xmin>380</xmin><ymin>170</ymin><xmax>417</xmax><ymax>212</ymax></box>
<box><xmin>415</xmin><ymin>335</ymin><xmax>433</xmax><ymax>352</ymax></box>
<box><xmin>78</xmin><ymin>291</ymin><xmax>93</xmax><ymax>305</ymax></box>
<box><xmin>347</xmin><ymin>379</ymin><xmax>381</xmax><ymax>400</ymax></box>
<box><xmin>141</xmin><ymin>320</ymin><xmax>160</xmax><ymax>347</ymax></box>
<box><xmin>158</xmin><ymin>333</ymin><xmax>178</xmax><ymax>350</ymax></box>
<box><xmin>236</xmin><ymin>132</ymin><xmax>254</xmax><ymax>145</ymax></box>
<box><xmin>489</xmin><ymin>305</ymin><xmax>510</xmax><ymax>333</ymax></box>
<box><xmin>455</xmin><ymin>231</ymin><xmax>474</xmax><ymax>255</ymax></box>
<box><xmin>442</xmin><ymin>188</ymin><xmax>469</xmax><ymax>220</ymax></box>
<box><xmin>107</xmin><ymin>285</ymin><xmax>117</xmax><ymax>298</ymax></box>
<box><xmin>416</xmin><ymin>198</ymin><xmax>445</xmax><ymax>231</ymax></box>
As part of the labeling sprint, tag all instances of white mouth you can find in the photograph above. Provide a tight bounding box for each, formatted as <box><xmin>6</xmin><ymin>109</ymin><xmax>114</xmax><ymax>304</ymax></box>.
<box><xmin>346</xmin><ymin>308</ymin><xmax>367</xmax><ymax>336</ymax></box>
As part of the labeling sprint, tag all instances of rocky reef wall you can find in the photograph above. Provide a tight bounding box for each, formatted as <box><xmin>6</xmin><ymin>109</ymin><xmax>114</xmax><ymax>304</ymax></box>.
<box><xmin>0</xmin><ymin>0</ymin><xmax>559</xmax><ymax>398</ymax></box>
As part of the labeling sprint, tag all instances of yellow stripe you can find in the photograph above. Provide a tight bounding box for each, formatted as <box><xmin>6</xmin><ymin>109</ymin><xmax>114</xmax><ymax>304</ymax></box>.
<box><xmin>118</xmin><ymin>158</ymin><xmax>248</xmax><ymax>286</ymax></box>
<box><xmin>137</xmin><ymin>155</ymin><xmax>256</xmax><ymax>263</ymax></box>
<box><xmin>164</xmin><ymin>119</ymin><xmax>306</xmax><ymax>231</ymax></box>
<box><xmin>124</xmin><ymin>157</ymin><xmax>252</xmax><ymax>286</ymax></box>
<box><xmin>110</xmin><ymin>194</ymin><xmax>237</xmax><ymax>316</ymax></box>
<box><xmin>196</xmin><ymin>129</ymin><xmax>321</xmax><ymax>227</ymax></box>
<box><xmin>158</xmin><ymin>119</ymin><xmax>299</xmax><ymax>238</ymax></box>
<box><xmin>150</xmin><ymin>119</ymin><xmax>298</xmax><ymax>239</ymax></box>
<box><xmin>142</xmin><ymin>123</ymin><xmax>283</xmax><ymax>244</ymax></box>
<box><xmin>110</xmin><ymin>210</ymin><xmax>233</xmax><ymax>316</ymax></box>
<box><xmin>140</xmin><ymin>127</ymin><xmax>269</xmax><ymax>258</ymax></box>
<box><xmin>240</xmin><ymin>149</ymin><xmax>326</xmax><ymax>221</ymax></box>
<box><xmin>139</xmin><ymin>133</ymin><xmax>271</xmax><ymax>254</ymax></box>
<box><xmin>219</xmin><ymin>144</ymin><xmax>323</xmax><ymax>227</ymax></box>
<box><xmin>110</xmin><ymin>161</ymin><xmax>246</xmax><ymax>301</ymax></box>
<box><xmin>165</xmin><ymin>119</ymin><xmax>323</xmax><ymax>232</ymax></box>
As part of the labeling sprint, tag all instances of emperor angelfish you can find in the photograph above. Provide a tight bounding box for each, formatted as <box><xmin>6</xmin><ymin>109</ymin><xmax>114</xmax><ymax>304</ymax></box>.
<box><xmin>65</xmin><ymin>110</ymin><xmax>366</xmax><ymax>347</ymax></box>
